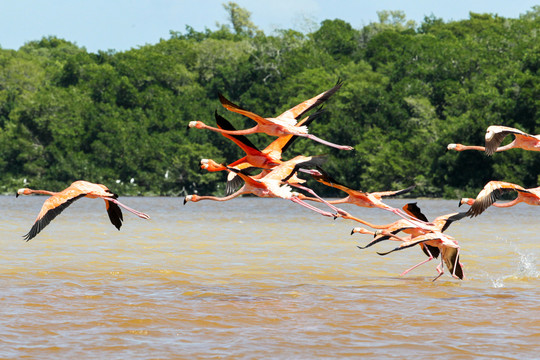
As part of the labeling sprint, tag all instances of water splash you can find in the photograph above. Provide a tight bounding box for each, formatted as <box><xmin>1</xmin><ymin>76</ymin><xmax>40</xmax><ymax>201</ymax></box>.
<box><xmin>489</xmin><ymin>238</ymin><xmax>539</xmax><ymax>288</ymax></box>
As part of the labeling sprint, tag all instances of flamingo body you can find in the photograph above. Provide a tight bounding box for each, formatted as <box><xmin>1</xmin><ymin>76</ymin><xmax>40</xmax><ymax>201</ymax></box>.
<box><xmin>462</xmin><ymin>181</ymin><xmax>540</xmax><ymax>217</ymax></box>
<box><xmin>447</xmin><ymin>125</ymin><xmax>540</xmax><ymax>155</ymax></box>
<box><xmin>17</xmin><ymin>181</ymin><xmax>150</xmax><ymax>241</ymax></box>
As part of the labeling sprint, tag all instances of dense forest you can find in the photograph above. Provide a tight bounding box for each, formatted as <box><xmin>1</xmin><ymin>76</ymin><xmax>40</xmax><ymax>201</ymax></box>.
<box><xmin>1</xmin><ymin>3</ymin><xmax>539</xmax><ymax>198</ymax></box>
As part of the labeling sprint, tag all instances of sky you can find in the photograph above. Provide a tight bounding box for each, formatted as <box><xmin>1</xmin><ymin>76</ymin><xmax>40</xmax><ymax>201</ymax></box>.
<box><xmin>1</xmin><ymin>0</ymin><xmax>539</xmax><ymax>53</ymax></box>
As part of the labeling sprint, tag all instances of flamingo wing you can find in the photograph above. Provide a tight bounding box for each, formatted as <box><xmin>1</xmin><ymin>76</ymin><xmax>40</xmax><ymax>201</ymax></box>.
<box><xmin>433</xmin><ymin>212</ymin><xmax>468</xmax><ymax>232</ymax></box>
<box><xmin>485</xmin><ymin>126</ymin><xmax>530</xmax><ymax>156</ymax></box>
<box><xmin>356</xmin><ymin>229</ymin><xmax>403</xmax><ymax>250</ymax></box>
<box><xmin>402</xmin><ymin>202</ymin><xmax>429</xmax><ymax>222</ymax></box>
<box><xmin>265</xmin><ymin>108</ymin><xmax>325</xmax><ymax>156</ymax></box>
<box><xmin>376</xmin><ymin>233</ymin><xmax>443</xmax><ymax>256</ymax></box>
<box><xmin>310</xmin><ymin>167</ymin><xmax>357</xmax><ymax>195</ymax></box>
<box><xmin>372</xmin><ymin>185</ymin><xmax>416</xmax><ymax>199</ymax></box>
<box><xmin>218</xmin><ymin>93</ymin><xmax>273</xmax><ymax>125</ymax></box>
<box><xmin>278</xmin><ymin>156</ymin><xmax>327</xmax><ymax>183</ymax></box>
<box><xmin>276</xmin><ymin>79</ymin><xmax>343</xmax><ymax>122</ymax></box>
<box><xmin>467</xmin><ymin>181</ymin><xmax>527</xmax><ymax>217</ymax></box>
<box><xmin>215</xmin><ymin>111</ymin><xmax>262</xmax><ymax>154</ymax></box>
<box><xmin>23</xmin><ymin>192</ymin><xmax>87</xmax><ymax>241</ymax></box>
<box><xmin>442</xmin><ymin>247</ymin><xmax>463</xmax><ymax>280</ymax></box>
<box><xmin>105</xmin><ymin>200</ymin><xmax>123</xmax><ymax>230</ymax></box>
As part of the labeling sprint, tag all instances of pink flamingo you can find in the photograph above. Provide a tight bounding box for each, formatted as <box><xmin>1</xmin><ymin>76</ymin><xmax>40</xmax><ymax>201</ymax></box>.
<box><xmin>447</xmin><ymin>125</ymin><xmax>540</xmax><ymax>155</ymax></box>
<box><xmin>185</xmin><ymin>155</ymin><xmax>343</xmax><ymax>218</ymax></box>
<box><xmin>16</xmin><ymin>181</ymin><xmax>150</xmax><ymax>241</ymax></box>
<box><xmin>459</xmin><ymin>180</ymin><xmax>540</xmax><ymax>217</ymax></box>
<box><xmin>297</xmin><ymin>168</ymin><xmax>430</xmax><ymax>229</ymax></box>
<box><xmin>188</xmin><ymin>81</ymin><xmax>353</xmax><ymax>151</ymax></box>
<box><xmin>374</xmin><ymin>230</ymin><xmax>464</xmax><ymax>281</ymax></box>
<box><xmin>352</xmin><ymin>203</ymin><xmax>466</xmax><ymax>279</ymax></box>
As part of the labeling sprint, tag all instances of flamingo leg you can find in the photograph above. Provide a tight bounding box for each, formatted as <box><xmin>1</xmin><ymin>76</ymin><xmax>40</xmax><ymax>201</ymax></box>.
<box><xmin>432</xmin><ymin>259</ymin><xmax>445</xmax><ymax>282</ymax></box>
<box><xmin>296</xmin><ymin>133</ymin><xmax>354</xmax><ymax>151</ymax></box>
<box><xmin>290</xmin><ymin>196</ymin><xmax>336</xmax><ymax>218</ymax></box>
<box><xmin>290</xmin><ymin>183</ymin><xmax>348</xmax><ymax>216</ymax></box>
<box><xmin>400</xmin><ymin>256</ymin><xmax>434</xmax><ymax>276</ymax></box>
<box><xmin>106</xmin><ymin>198</ymin><xmax>150</xmax><ymax>219</ymax></box>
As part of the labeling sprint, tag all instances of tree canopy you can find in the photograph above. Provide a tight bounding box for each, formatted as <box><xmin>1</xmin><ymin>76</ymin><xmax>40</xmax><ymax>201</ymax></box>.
<box><xmin>1</xmin><ymin>4</ymin><xmax>539</xmax><ymax>198</ymax></box>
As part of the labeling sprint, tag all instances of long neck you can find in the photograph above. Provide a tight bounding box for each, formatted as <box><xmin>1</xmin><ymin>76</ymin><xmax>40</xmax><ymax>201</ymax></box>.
<box><xmin>26</xmin><ymin>189</ymin><xmax>57</xmax><ymax>196</ymax></box>
<box><xmin>200</xmin><ymin>123</ymin><xmax>261</xmax><ymax>136</ymax></box>
<box><xmin>197</xmin><ymin>187</ymin><xmax>248</xmax><ymax>202</ymax></box>
<box><xmin>491</xmin><ymin>197</ymin><xmax>522</xmax><ymax>208</ymax></box>
<box><xmin>458</xmin><ymin>144</ymin><xmax>486</xmax><ymax>151</ymax></box>
<box><xmin>340</xmin><ymin>212</ymin><xmax>389</xmax><ymax>229</ymax></box>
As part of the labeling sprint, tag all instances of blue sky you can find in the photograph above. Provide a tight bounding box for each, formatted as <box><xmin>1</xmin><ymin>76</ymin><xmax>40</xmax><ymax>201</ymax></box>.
<box><xmin>1</xmin><ymin>0</ymin><xmax>538</xmax><ymax>53</ymax></box>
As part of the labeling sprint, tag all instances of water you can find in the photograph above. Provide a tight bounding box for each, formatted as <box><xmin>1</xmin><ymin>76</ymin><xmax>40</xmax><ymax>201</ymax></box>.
<box><xmin>1</xmin><ymin>196</ymin><xmax>539</xmax><ymax>359</ymax></box>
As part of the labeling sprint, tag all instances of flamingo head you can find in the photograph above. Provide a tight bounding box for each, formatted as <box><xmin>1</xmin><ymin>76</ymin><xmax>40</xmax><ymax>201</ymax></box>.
<box><xmin>351</xmin><ymin>227</ymin><xmax>372</xmax><ymax>235</ymax></box>
<box><xmin>183</xmin><ymin>195</ymin><xmax>199</xmax><ymax>204</ymax></box>
<box><xmin>16</xmin><ymin>188</ymin><xmax>31</xmax><ymax>197</ymax></box>
<box><xmin>458</xmin><ymin>198</ymin><xmax>474</xmax><ymax>207</ymax></box>
<box><xmin>188</xmin><ymin>121</ymin><xmax>204</xmax><ymax>129</ymax></box>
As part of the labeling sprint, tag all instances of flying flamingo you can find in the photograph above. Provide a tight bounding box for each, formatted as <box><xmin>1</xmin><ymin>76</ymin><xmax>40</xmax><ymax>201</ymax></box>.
<box><xmin>185</xmin><ymin>155</ymin><xmax>343</xmax><ymax>218</ymax></box>
<box><xmin>202</xmin><ymin>109</ymin><xmax>323</xmax><ymax>195</ymax></box>
<box><xmin>351</xmin><ymin>203</ymin><xmax>467</xmax><ymax>278</ymax></box>
<box><xmin>297</xmin><ymin>168</ymin><xmax>429</xmax><ymax>228</ymax></box>
<box><xmin>188</xmin><ymin>80</ymin><xmax>354</xmax><ymax>151</ymax></box>
<box><xmin>459</xmin><ymin>180</ymin><xmax>540</xmax><ymax>217</ymax></box>
<box><xmin>447</xmin><ymin>125</ymin><xmax>540</xmax><ymax>155</ymax></box>
<box><xmin>374</xmin><ymin>230</ymin><xmax>464</xmax><ymax>281</ymax></box>
<box><xmin>16</xmin><ymin>180</ymin><xmax>150</xmax><ymax>241</ymax></box>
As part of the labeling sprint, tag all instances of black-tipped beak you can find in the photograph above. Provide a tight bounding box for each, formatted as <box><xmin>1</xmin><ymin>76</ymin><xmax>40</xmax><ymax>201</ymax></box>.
<box><xmin>350</xmin><ymin>229</ymin><xmax>354</xmax><ymax>235</ymax></box>
<box><xmin>183</xmin><ymin>197</ymin><xmax>187</xmax><ymax>205</ymax></box>
<box><xmin>458</xmin><ymin>200</ymin><xmax>462</xmax><ymax>207</ymax></box>
<box><xmin>15</xmin><ymin>193</ymin><xmax>19</xmax><ymax>198</ymax></box>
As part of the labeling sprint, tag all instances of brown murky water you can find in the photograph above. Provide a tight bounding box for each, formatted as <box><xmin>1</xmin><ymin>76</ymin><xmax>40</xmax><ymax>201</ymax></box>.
<box><xmin>1</xmin><ymin>196</ymin><xmax>539</xmax><ymax>359</ymax></box>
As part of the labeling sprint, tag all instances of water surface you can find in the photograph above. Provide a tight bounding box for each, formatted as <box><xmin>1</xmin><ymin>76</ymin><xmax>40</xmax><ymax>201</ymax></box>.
<box><xmin>1</xmin><ymin>196</ymin><xmax>538</xmax><ymax>359</ymax></box>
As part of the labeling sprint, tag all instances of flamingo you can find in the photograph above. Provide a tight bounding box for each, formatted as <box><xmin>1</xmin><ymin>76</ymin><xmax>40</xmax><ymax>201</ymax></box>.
<box><xmin>351</xmin><ymin>203</ymin><xmax>467</xmax><ymax>278</ymax></box>
<box><xmin>188</xmin><ymin>80</ymin><xmax>354</xmax><ymax>151</ymax></box>
<box><xmin>202</xmin><ymin>109</ymin><xmax>323</xmax><ymax>195</ymax></box>
<box><xmin>447</xmin><ymin>125</ymin><xmax>540</xmax><ymax>155</ymax></box>
<box><xmin>16</xmin><ymin>180</ymin><xmax>150</xmax><ymax>241</ymax></box>
<box><xmin>375</xmin><ymin>231</ymin><xmax>464</xmax><ymax>281</ymax></box>
<box><xmin>459</xmin><ymin>180</ymin><xmax>540</xmax><ymax>217</ymax></box>
<box><xmin>298</xmin><ymin>168</ymin><xmax>429</xmax><ymax>228</ymax></box>
<box><xmin>185</xmin><ymin>155</ymin><xmax>343</xmax><ymax>218</ymax></box>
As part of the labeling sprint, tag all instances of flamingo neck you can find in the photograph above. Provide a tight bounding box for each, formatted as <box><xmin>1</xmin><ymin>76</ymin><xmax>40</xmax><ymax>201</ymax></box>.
<box><xmin>19</xmin><ymin>189</ymin><xmax>57</xmax><ymax>196</ymax></box>
<box><xmin>200</xmin><ymin>123</ymin><xmax>260</xmax><ymax>136</ymax></box>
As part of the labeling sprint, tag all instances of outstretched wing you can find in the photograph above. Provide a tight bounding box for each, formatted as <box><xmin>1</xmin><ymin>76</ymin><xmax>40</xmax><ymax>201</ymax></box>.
<box><xmin>443</xmin><ymin>247</ymin><xmax>464</xmax><ymax>280</ymax></box>
<box><xmin>23</xmin><ymin>193</ymin><xmax>87</xmax><ymax>241</ymax></box>
<box><xmin>402</xmin><ymin>202</ymin><xmax>429</xmax><ymax>222</ymax></box>
<box><xmin>276</xmin><ymin>79</ymin><xmax>343</xmax><ymax>121</ymax></box>
<box><xmin>432</xmin><ymin>211</ymin><xmax>468</xmax><ymax>232</ymax></box>
<box><xmin>485</xmin><ymin>125</ymin><xmax>531</xmax><ymax>156</ymax></box>
<box><xmin>376</xmin><ymin>233</ymin><xmax>443</xmax><ymax>256</ymax></box>
<box><xmin>215</xmin><ymin>111</ymin><xmax>261</xmax><ymax>154</ymax></box>
<box><xmin>269</xmin><ymin>107</ymin><xmax>325</xmax><ymax>155</ymax></box>
<box><xmin>371</xmin><ymin>185</ymin><xmax>416</xmax><ymax>199</ymax></box>
<box><xmin>218</xmin><ymin>93</ymin><xmax>272</xmax><ymax>125</ymax></box>
<box><xmin>467</xmin><ymin>181</ymin><xmax>527</xmax><ymax>217</ymax></box>
<box><xmin>105</xmin><ymin>200</ymin><xmax>123</xmax><ymax>230</ymax></box>
<box><xmin>278</xmin><ymin>156</ymin><xmax>327</xmax><ymax>183</ymax></box>
<box><xmin>310</xmin><ymin>167</ymin><xmax>358</xmax><ymax>195</ymax></box>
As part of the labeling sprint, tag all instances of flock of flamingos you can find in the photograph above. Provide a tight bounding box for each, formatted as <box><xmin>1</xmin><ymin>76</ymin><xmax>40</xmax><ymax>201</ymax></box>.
<box><xmin>16</xmin><ymin>80</ymin><xmax>540</xmax><ymax>281</ymax></box>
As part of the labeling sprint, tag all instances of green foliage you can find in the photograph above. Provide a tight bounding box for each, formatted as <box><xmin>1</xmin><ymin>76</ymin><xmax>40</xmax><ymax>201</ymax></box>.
<box><xmin>1</xmin><ymin>5</ymin><xmax>539</xmax><ymax>198</ymax></box>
